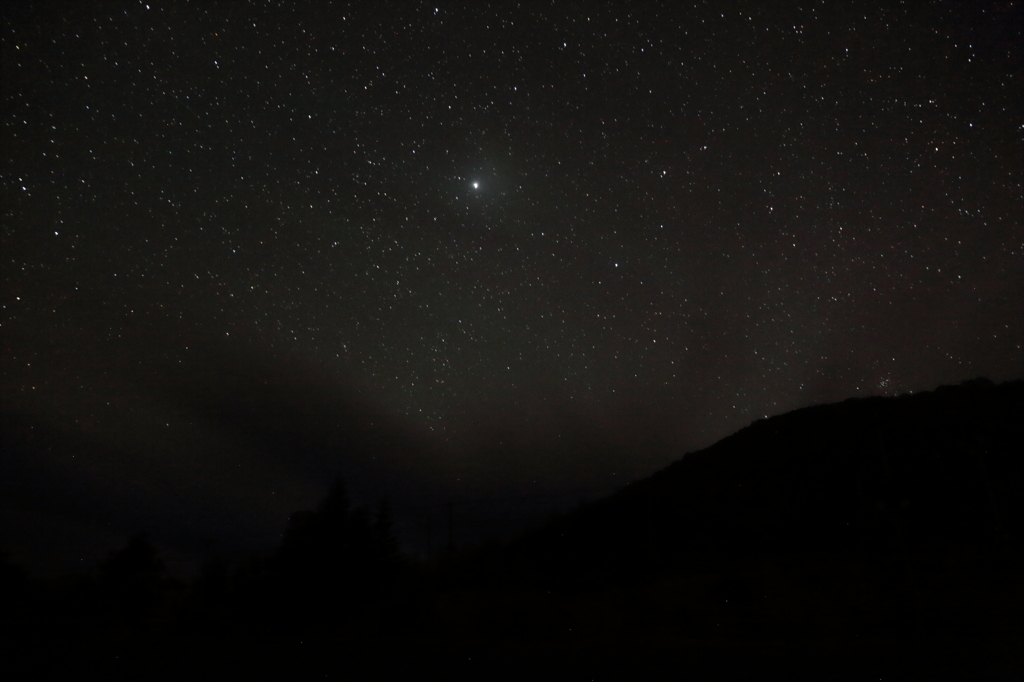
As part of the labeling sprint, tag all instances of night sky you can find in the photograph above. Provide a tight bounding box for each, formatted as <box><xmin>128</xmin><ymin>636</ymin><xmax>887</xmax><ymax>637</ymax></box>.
<box><xmin>2</xmin><ymin>2</ymin><xmax>1021</xmax><ymax>575</ymax></box>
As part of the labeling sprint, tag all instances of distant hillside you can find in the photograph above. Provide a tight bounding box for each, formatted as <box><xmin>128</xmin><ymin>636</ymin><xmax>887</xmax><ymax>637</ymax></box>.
<box><xmin>416</xmin><ymin>380</ymin><xmax>1021</xmax><ymax>646</ymax></box>
<box><xmin>503</xmin><ymin>379</ymin><xmax>1023</xmax><ymax>586</ymax></box>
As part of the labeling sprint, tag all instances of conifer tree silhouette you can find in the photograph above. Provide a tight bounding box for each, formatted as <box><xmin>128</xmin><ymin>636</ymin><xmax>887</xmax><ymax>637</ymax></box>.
<box><xmin>100</xmin><ymin>533</ymin><xmax>163</xmax><ymax>625</ymax></box>
<box><xmin>272</xmin><ymin>477</ymin><xmax>404</xmax><ymax>631</ymax></box>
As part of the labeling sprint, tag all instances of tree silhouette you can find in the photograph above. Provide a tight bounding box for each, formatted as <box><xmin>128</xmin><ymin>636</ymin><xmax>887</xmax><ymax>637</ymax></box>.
<box><xmin>374</xmin><ymin>498</ymin><xmax>399</xmax><ymax>563</ymax></box>
<box><xmin>0</xmin><ymin>550</ymin><xmax>27</xmax><ymax>630</ymax></box>
<box><xmin>271</xmin><ymin>477</ymin><xmax>405</xmax><ymax>632</ymax></box>
<box><xmin>100</xmin><ymin>533</ymin><xmax>163</xmax><ymax>625</ymax></box>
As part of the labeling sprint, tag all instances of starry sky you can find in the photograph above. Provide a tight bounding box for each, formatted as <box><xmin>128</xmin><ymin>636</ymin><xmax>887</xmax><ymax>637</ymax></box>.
<box><xmin>2</xmin><ymin>1</ymin><xmax>1021</xmax><ymax>574</ymax></box>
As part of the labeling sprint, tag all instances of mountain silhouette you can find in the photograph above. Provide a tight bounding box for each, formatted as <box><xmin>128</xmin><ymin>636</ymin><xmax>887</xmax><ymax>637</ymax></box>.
<box><xmin>446</xmin><ymin>379</ymin><xmax>1023</xmax><ymax>641</ymax></box>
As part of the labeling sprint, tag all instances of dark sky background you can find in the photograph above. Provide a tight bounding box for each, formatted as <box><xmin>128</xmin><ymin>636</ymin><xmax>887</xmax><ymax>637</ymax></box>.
<box><xmin>2</xmin><ymin>1</ymin><xmax>1021</xmax><ymax>576</ymax></box>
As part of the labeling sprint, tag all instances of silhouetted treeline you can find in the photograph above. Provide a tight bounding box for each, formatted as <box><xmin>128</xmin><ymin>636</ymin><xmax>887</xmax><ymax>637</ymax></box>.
<box><xmin>224</xmin><ymin>478</ymin><xmax>424</xmax><ymax>635</ymax></box>
<box><xmin>3</xmin><ymin>380</ymin><xmax>1023</xmax><ymax>679</ymax></box>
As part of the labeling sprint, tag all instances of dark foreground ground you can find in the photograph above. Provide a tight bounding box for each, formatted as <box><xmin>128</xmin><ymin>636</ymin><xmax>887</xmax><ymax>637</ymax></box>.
<box><xmin>9</xmin><ymin>632</ymin><xmax>1023</xmax><ymax>681</ymax></box>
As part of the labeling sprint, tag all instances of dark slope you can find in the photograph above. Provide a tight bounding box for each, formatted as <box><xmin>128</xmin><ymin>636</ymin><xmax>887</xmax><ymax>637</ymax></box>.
<box><xmin>511</xmin><ymin>379</ymin><xmax>1022</xmax><ymax>584</ymax></box>
<box><xmin>427</xmin><ymin>380</ymin><xmax>1024</xmax><ymax>647</ymax></box>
